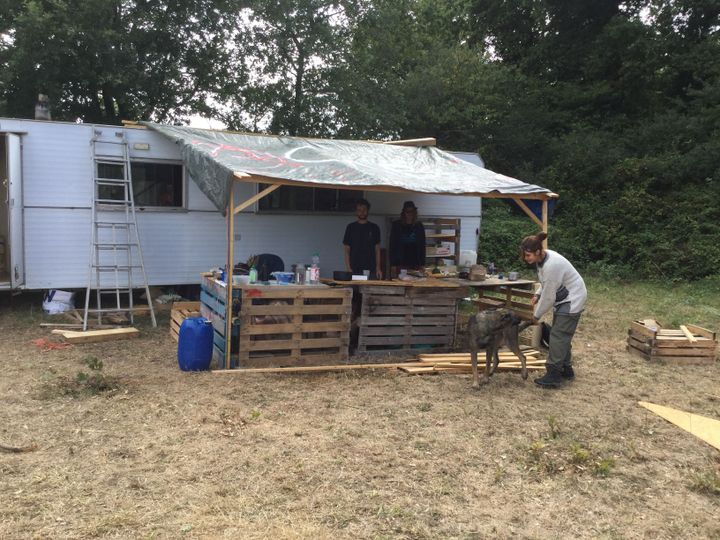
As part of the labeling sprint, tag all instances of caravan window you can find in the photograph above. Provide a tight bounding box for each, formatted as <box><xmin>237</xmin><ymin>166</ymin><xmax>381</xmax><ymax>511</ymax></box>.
<box><xmin>257</xmin><ymin>184</ymin><xmax>357</xmax><ymax>213</ymax></box>
<box><xmin>97</xmin><ymin>161</ymin><xmax>184</xmax><ymax>208</ymax></box>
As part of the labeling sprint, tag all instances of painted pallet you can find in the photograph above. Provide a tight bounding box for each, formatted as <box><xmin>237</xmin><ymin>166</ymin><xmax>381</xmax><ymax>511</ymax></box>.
<box><xmin>357</xmin><ymin>285</ymin><xmax>464</xmax><ymax>354</ymax></box>
<box><xmin>200</xmin><ymin>275</ymin><xmax>241</xmax><ymax>369</ymax></box>
<box><xmin>169</xmin><ymin>301</ymin><xmax>201</xmax><ymax>342</ymax></box>
<box><xmin>626</xmin><ymin>319</ymin><xmax>717</xmax><ymax>365</ymax></box>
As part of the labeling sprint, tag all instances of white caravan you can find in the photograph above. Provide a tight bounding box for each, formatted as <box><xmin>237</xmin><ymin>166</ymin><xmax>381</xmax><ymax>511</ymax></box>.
<box><xmin>0</xmin><ymin>118</ymin><xmax>483</xmax><ymax>291</ymax></box>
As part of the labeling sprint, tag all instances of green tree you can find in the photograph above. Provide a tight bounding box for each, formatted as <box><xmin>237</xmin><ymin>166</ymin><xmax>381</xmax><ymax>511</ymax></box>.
<box><xmin>0</xmin><ymin>0</ymin><xmax>240</xmax><ymax>123</ymax></box>
<box><xmin>219</xmin><ymin>0</ymin><xmax>367</xmax><ymax>136</ymax></box>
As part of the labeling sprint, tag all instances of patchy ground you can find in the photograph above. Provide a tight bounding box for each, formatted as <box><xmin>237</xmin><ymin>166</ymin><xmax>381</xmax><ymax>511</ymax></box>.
<box><xmin>1</xmin><ymin>283</ymin><xmax>719</xmax><ymax>539</ymax></box>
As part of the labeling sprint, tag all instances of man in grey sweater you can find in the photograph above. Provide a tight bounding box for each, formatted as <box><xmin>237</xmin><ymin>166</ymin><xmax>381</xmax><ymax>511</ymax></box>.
<box><xmin>521</xmin><ymin>232</ymin><xmax>587</xmax><ymax>388</ymax></box>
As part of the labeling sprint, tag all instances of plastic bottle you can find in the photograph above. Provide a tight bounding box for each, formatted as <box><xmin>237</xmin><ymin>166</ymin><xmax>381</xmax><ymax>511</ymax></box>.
<box><xmin>249</xmin><ymin>265</ymin><xmax>258</xmax><ymax>284</ymax></box>
<box><xmin>488</xmin><ymin>262</ymin><xmax>495</xmax><ymax>275</ymax></box>
<box><xmin>310</xmin><ymin>253</ymin><xmax>320</xmax><ymax>284</ymax></box>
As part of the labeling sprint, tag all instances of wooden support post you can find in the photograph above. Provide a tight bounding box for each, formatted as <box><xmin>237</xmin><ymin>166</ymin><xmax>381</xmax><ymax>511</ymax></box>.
<box><xmin>225</xmin><ymin>185</ymin><xmax>235</xmax><ymax>369</ymax></box>
<box><xmin>541</xmin><ymin>199</ymin><xmax>548</xmax><ymax>249</ymax></box>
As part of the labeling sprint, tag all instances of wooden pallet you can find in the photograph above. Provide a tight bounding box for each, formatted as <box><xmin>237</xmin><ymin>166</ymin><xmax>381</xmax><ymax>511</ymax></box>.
<box><xmin>626</xmin><ymin>319</ymin><xmax>717</xmax><ymax>365</ymax></box>
<box><xmin>474</xmin><ymin>285</ymin><xmax>535</xmax><ymax>321</ymax></box>
<box><xmin>237</xmin><ymin>286</ymin><xmax>352</xmax><ymax>368</ymax></box>
<box><xmin>170</xmin><ymin>301</ymin><xmax>201</xmax><ymax>342</ymax></box>
<box><xmin>356</xmin><ymin>285</ymin><xmax>464</xmax><ymax>354</ymax></box>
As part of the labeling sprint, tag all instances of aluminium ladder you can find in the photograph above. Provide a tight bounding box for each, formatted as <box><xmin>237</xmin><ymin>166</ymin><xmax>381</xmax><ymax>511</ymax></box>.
<box><xmin>83</xmin><ymin>129</ymin><xmax>157</xmax><ymax>330</ymax></box>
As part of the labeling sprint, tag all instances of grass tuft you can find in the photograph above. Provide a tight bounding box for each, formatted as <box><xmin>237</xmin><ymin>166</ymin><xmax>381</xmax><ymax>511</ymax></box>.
<box><xmin>689</xmin><ymin>470</ymin><xmax>720</xmax><ymax>497</ymax></box>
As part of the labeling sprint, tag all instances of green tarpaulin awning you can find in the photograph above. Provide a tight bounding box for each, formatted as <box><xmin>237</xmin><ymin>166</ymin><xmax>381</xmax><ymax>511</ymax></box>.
<box><xmin>143</xmin><ymin>122</ymin><xmax>554</xmax><ymax>213</ymax></box>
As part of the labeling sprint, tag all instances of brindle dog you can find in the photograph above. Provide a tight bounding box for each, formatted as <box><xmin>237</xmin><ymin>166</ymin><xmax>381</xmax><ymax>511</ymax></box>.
<box><xmin>467</xmin><ymin>308</ymin><xmax>532</xmax><ymax>388</ymax></box>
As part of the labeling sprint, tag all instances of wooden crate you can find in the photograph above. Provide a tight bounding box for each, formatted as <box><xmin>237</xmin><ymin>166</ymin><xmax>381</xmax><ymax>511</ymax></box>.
<box><xmin>238</xmin><ymin>286</ymin><xmax>352</xmax><ymax>368</ymax></box>
<box><xmin>357</xmin><ymin>285</ymin><xmax>464</xmax><ymax>354</ymax></box>
<box><xmin>626</xmin><ymin>319</ymin><xmax>717</xmax><ymax>365</ymax></box>
<box><xmin>473</xmin><ymin>285</ymin><xmax>535</xmax><ymax>321</ymax></box>
<box><xmin>170</xmin><ymin>301</ymin><xmax>201</xmax><ymax>342</ymax></box>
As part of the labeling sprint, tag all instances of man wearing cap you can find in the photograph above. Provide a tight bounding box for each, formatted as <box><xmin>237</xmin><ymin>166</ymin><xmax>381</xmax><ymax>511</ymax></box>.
<box><xmin>343</xmin><ymin>198</ymin><xmax>383</xmax><ymax>279</ymax></box>
<box><xmin>389</xmin><ymin>201</ymin><xmax>426</xmax><ymax>277</ymax></box>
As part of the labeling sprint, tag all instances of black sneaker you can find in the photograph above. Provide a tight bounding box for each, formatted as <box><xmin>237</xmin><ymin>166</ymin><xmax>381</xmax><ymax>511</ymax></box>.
<box><xmin>534</xmin><ymin>366</ymin><xmax>563</xmax><ymax>388</ymax></box>
<box><xmin>561</xmin><ymin>365</ymin><xmax>575</xmax><ymax>380</ymax></box>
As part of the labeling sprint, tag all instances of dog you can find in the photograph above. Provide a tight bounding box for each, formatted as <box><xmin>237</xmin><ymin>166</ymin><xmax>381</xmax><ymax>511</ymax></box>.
<box><xmin>467</xmin><ymin>308</ymin><xmax>532</xmax><ymax>388</ymax></box>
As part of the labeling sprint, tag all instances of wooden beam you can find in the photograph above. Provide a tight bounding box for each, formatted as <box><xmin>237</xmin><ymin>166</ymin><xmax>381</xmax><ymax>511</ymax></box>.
<box><xmin>514</xmin><ymin>199</ymin><xmax>543</xmax><ymax>228</ymax></box>
<box><xmin>541</xmin><ymin>199</ymin><xmax>549</xmax><ymax>249</ymax></box>
<box><xmin>233</xmin><ymin>182</ymin><xmax>280</xmax><ymax>215</ymax></box>
<box><xmin>383</xmin><ymin>138</ymin><xmax>436</xmax><ymax>147</ymax></box>
<box><xmin>232</xmin><ymin>174</ymin><xmax>558</xmax><ymax>200</ymax></box>
<box><xmin>213</xmin><ymin>362</ymin><xmax>430</xmax><ymax>374</ymax></box>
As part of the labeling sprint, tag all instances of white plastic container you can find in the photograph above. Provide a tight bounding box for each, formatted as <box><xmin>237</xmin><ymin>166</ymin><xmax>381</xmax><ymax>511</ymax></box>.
<box><xmin>459</xmin><ymin>250</ymin><xmax>477</xmax><ymax>268</ymax></box>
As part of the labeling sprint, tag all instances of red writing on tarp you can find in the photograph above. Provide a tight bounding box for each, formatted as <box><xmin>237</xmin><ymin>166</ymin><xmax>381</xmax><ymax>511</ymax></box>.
<box><xmin>190</xmin><ymin>140</ymin><xmax>302</xmax><ymax>168</ymax></box>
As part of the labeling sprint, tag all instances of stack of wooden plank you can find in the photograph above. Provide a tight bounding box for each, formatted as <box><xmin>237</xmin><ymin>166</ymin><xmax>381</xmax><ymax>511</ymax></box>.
<box><xmin>170</xmin><ymin>301</ymin><xmax>201</xmax><ymax>342</ymax></box>
<box><xmin>626</xmin><ymin>319</ymin><xmax>717</xmax><ymax>365</ymax></box>
<box><xmin>399</xmin><ymin>347</ymin><xmax>545</xmax><ymax>374</ymax></box>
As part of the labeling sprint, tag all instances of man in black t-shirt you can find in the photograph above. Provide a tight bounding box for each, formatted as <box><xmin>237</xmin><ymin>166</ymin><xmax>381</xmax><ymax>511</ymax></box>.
<box><xmin>343</xmin><ymin>198</ymin><xmax>382</xmax><ymax>279</ymax></box>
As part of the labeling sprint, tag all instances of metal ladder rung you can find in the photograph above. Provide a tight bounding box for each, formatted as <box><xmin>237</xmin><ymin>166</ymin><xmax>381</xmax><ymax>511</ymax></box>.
<box><xmin>92</xmin><ymin>265</ymin><xmax>143</xmax><ymax>271</ymax></box>
<box><xmin>95</xmin><ymin>154</ymin><xmax>126</xmax><ymax>160</ymax></box>
<box><xmin>96</xmin><ymin>178</ymin><xmax>130</xmax><ymax>185</ymax></box>
<box><xmin>96</xmin><ymin>198</ymin><xmax>131</xmax><ymax>204</ymax></box>
<box><xmin>86</xmin><ymin>307</ymin><xmax>139</xmax><ymax>314</ymax></box>
<box><xmin>96</xmin><ymin>288</ymin><xmax>132</xmax><ymax>294</ymax></box>
<box><xmin>95</xmin><ymin>243</ymin><xmax>137</xmax><ymax>250</ymax></box>
<box><xmin>95</xmin><ymin>221</ymin><xmax>135</xmax><ymax>227</ymax></box>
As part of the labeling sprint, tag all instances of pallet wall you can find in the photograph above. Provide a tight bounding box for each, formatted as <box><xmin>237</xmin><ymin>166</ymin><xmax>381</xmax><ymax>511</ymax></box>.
<box><xmin>238</xmin><ymin>286</ymin><xmax>352</xmax><ymax>368</ymax></box>
<box><xmin>200</xmin><ymin>276</ymin><xmax>352</xmax><ymax>369</ymax></box>
<box><xmin>357</xmin><ymin>285</ymin><xmax>464</xmax><ymax>354</ymax></box>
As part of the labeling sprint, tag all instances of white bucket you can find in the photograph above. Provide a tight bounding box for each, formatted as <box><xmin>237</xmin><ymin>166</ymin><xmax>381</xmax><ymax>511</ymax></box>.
<box><xmin>459</xmin><ymin>250</ymin><xmax>477</xmax><ymax>268</ymax></box>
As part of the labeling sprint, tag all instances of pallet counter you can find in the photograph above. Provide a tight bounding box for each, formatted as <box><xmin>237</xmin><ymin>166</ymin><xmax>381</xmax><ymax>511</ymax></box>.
<box><xmin>200</xmin><ymin>275</ymin><xmax>353</xmax><ymax>368</ymax></box>
<box><xmin>324</xmin><ymin>279</ymin><xmax>468</xmax><ymax>354</ymax></box>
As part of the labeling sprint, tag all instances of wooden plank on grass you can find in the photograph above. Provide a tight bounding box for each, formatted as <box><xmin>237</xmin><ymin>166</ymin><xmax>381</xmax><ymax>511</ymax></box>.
<box><xmin>214</xmin><ymin>362</ymin><xmax>428</xmax><ymax>374</ymax></box>
<box><xmin>639</xmin><ymin>401</ymin><xmax>720</xmax><ymax>451</ymax></box>
<box><xmin>51</xmin><ymin>327</ymin><xmax>139</xmax><ymax>343</ymax></box>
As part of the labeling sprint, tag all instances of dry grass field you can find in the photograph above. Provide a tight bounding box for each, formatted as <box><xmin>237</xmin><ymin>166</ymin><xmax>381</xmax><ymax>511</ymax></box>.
<box><xmin>1</xmin><ymin>277</ymin><xmax>719</xmax><ymax>539</ymax></box>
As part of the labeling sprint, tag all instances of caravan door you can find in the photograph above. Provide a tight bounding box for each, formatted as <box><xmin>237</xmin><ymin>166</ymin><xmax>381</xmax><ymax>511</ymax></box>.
<box><xmin>7</xmin><ymin>134</ymin><xmax>24</xmax><ymax>288</ymax></box>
